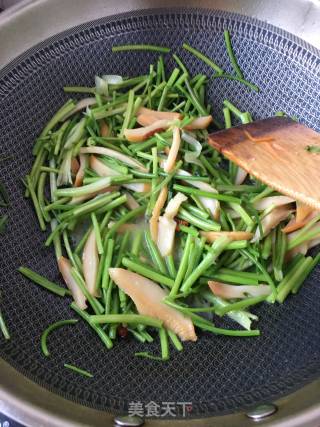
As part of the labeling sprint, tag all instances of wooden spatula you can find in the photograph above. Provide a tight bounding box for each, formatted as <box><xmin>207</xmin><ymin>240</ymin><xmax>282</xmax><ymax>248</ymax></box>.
<box><xmin>209</xmin><ymin>116</ymin><xmax>320</xmax><ymax>210</ymax></box>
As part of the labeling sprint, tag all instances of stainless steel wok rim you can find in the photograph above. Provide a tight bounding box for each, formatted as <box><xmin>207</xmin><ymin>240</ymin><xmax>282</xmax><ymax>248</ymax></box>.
<box><xmin>0</xmin><ymin>1</ymin><xmax>320</xmax><ymax>426</ymax></box>
<box><xmin>1</xmin><ymin>4</ymin><xmax>320</xmax><ymax>86</ymax></box>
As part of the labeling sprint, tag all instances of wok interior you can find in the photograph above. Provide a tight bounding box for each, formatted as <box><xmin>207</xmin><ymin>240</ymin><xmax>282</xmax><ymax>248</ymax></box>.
<box><xmin>0</xmin><ymin>9</ymin><xmax>319</xmax><ymax>418</ymax></box>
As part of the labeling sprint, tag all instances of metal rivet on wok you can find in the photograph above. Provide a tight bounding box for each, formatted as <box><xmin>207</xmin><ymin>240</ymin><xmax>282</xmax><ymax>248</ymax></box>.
<box><xmin>114</xmin><ymin>415</ymin><xmax>144</xmax><ymax>427</ymax></box>
<box><xmin>246</xmin><ymin>403</ymin><xmax>278</xmax><ymax>420</ymax></box>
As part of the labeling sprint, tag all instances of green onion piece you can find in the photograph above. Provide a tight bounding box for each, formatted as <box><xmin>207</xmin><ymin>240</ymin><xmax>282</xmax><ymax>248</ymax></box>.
<box><xmin>41</xmin><ymin>319</ymin><xmax>78</xmax><ymax>357</ymax></box>
<box><xmin>64</xmin><ymin>363</ymin><xmax>93</xmax><ymax>378</ymax></box>
<box><xmin>18</xmin><ymin>266</ymin><xmax>71</xmax><ymax>297</ymax></box>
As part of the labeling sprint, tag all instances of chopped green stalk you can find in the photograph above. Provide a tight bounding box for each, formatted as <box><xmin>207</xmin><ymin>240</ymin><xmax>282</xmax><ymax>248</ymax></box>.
<box><xmin>273</xmin><ymin>226</ymin><xmax>287</xmax><ymax>281</ymax></box>
<box><xmin>120</xmin><ymin>89</ymin><xmax>135</xmax><ymax>137</ymax></box>
<box><xmin>148</xmin><ymin>160</ymin><xmax>183</xmax><ymax>196</ymax></box>
<box><xmin>129</xmin><ymin>328</ymin><xmax>146</xmax><ymax>343</ymax></box>
<box><xmin>109</xmin><ymin>291</ymin><xmax>120</xmax><ymax>339</ymax></box>
<box><xmin>18</xmin><ymin>266</ymin><xmax>71</xmax><ymax>297</ymax></box>
<box><xmin>55</xmin><ymin>176</ymin><xmax>128</xmax><ymax>198</ymax></box>
<box><xmin>72</xmin><ymin>192</ymin><xmax>120</xmax><ymax>218</ymax></box>
<box><xmin>101</xmin><ymin>239</ymin><xmax>115</xmax><ymax>290</ymax></box>
<box><xmin>250</xmin><ymin>186</ymin><xmax>274</xmax><ymax>203</ymax></box>
<box><xmin>37</xmin><ymin>172</ymin><xmax>50</xmax><ymax>222</ymax></box>
<box><xmin>91</xmin><ymin>213</ymin><xmax>104</xmax><ymax>255</ymax></box>
<box><xmin>292</xmin><ymin>253</ymin><xmax>320</xmax><ymax>294</ymax></box>
<box><xmin>62</xmin><ymin>230</ymin><xmax>78</xmax><ymax>270</ymax></box>
<box><xmin>39</xmin><ymin>99</ymin><xmax>75</xmax><ymax>139</ymax></box>
<box><xmin>164</xmin><ymin>299</ymin><xmax>259</xmax><ymax>336</ymax></box>
<box><xmin>70</xmin><ymin>302</ymin><xmax>113</xmax><ymax>349</ymax></box>
<box><xmin>145</xmin><ymin>230</ymin><xmax>167</xmax><ymax>275</ymax></box>
<box><xmin>240</xmin><ymin>249</ymin><xmax>277</xmax><ymax>301</ymax></box>
<box><xmin>0</xmin><ymin>215</ymin><xmax>8</xmax><ymax>234</ymax></box>
<box><xmin>26</xmin><ymin>176</ymin><xmax>46</xmax><ymax>231</ymax></box>
<box><xmin>135</xmin><ymin>352</ymin><xmax>167</xmax><ymax>361</ymax></box>
<box><xmin>223</xmin><ymin>107</ymin><xmax>232</xmax><ymax>129</ymax></box>
<box><xmin>204</xmin><ymin>272</ymin><xmax>258</xmax><ymax>286</ymax></box>
<box><xmin>178</xmin><ymin>207</ymin><xmax>221</xmax><ymax>231</ymax></box>
<box><xmin>64</xmin><ymin>363</ymin><xmax>93</xmax><ymax>378</ymax></box>
<box><xmin>216</xmin><ymin>295</ymin><xmax>267</xmax><ymax>316</ymax></box>
<box><xmin>183</xmin><ymin>43</ymin><xmax>224</xmax><ymax>75</ymax></box>
<box><xmin>167</xmin><ymin>330</ymin><xmax>183</xmax><ymax>351</ymax></box>
<box><xmin>0</xmin><ymin>309</ymin><xmax>10</xmax><ymax>340</ymax></box>
<box><xmin>202</xmin><ymin>290</ymin><xmax>258</xmax><ymax>330</ymax></box>
<box><xmin>159</xmin><ymin>328</ymin><xmax>169</xmax><ymax>360</ymax></box>
<box><xmin>166</xmin><ymin>255</ymin><xmax>177</xmax><ymax>278</ymax></box>
<box><xmin>276</xmin><ymin>257</ymin><xmax>313</xmax><ymax>303</ymax></box>
<box><xmin>179</xmin><ymin>224</ymin><xmax>199</xmax><ymax>237</ymax></box>
<box><xmin>131</xmin><ymin>230</ymin><xmax>143</xmax><ymax>257</ymax></box>
<box><xmin>223</xmin><ymin>30</ymin><xmax>244</xmax><ymax>79</ymax></box>
<box><xmin>262</xmin><ymin>233</ymin><xmax>272</xmax><ymax>260</ymax></box>
<box><xmin>112</xmin><ymin>44</ymin><xmax>170</xmax><ymax>53</ymax></box>
<box><xmin>173</xmin><ymin>184</ymin><xmax>241</xmax><ymax>203</ymax></box>
<box><xmin>229</xmin><ymin>203</ymin><xmax>254</xmax><ymax>227</ymax></box>
<box><xmin>169</xmin><ymin>234</ymin><xmax>193</xmax><ymax>298</ymax></box>
<box><xmin>213</xmin><ymin>74</ymin><xmax>259</xmax><ymax>92</ymax></box>
<box><xmin>71</xmin><ymin>268</ymin><xmax>104</xmax><ymax>315</ymax></box>
<box><xmin>181</xmin><ymin>236</ymin><xmax>231</xmax><ymax>294</ymax></box>
<box><xmin>287</xmin><ymin>214</ymin><xmax>320</xmax><ymax>250</ymax></box>
<box><xmin>184</xmin><ymin>79</ymin><xmax>207</xmax><ymax>116</ymax></box>
<box><xmin>90</xmin><ymin>314</ymin><xmax>163</xmax><ymax>328</ymax></box>
<box><xmin>64</xmin><ymin>86</ymin><xmax>95</xmax><ymax>94</ymax></box>
<box><xmin>105</xmin><ymin>205</ymin><xmax>144</xmax><ymax>237</ymax></box>
<box><xmin>41</xmin><ymin>319</ymin><xmax>78</xmax><ymax>356</ymax></box>
<box><xmin>74</xmin><ymin>226</ymin><xmax>92</xmax><ymax>255</ymax></box>
<box><xmin>172</xmin><ymin>54</ymin><xmax>189</xmax><ymax>75</ymax></box>
<box><xmin>122</xmin><ymin>257</ymin><xmax>174</xmax><ymax>288</ymax></box>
